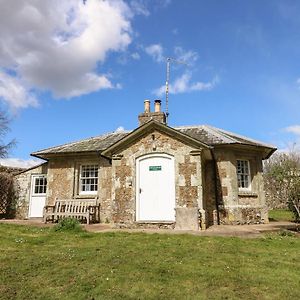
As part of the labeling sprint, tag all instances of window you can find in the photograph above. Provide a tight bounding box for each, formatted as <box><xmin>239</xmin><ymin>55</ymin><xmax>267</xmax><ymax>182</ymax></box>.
<box><xmin>33</xmin><ymin>176</ymin><xmax>47</xmax><ymax>195</ymax></box>
<box><xmin>80</xmin><ymin>165</ymin><xmax>98</xmax><ymax>194</ymax></box>
<box><xmin>237</xmin><ymin>160</ymin><xmax>250</xmax><ymax>190</ymax></box>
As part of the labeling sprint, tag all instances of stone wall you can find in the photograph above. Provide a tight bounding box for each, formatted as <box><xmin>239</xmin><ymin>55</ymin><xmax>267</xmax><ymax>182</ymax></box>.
<box><xmin>110</xmin><ymin>130</ymin><xmax>205</xmax><ymax>229</ymax></box>
<box><xmin>204</xmin><ymin>160</ymin><xmax>218</xmax><ymax>226</ymax></box>
<box><xmin>47</xmin><ymin>155</ymin><xmax>112</xmax><ymax>223</ymax></box>
<box><xmin>14</xmin><ymin>163</ymin><xmax>48</xmax><ymax>219</ymax></box>
<box><xmin>14</xmin><ymin>137</ymin><xmax>269</xmax><ymax>228</ymax></box>
<box><xmin>214</xmin><ymin>148</ymin><xmax>268</xmax><ymax>224</ymax></box>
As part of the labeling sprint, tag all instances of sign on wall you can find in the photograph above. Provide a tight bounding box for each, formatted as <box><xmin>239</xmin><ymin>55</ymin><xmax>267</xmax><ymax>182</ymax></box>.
<box><xmin>149</xmin><ymin>166</ymin><xmax>162</xmax><ymax>171</ymax></box>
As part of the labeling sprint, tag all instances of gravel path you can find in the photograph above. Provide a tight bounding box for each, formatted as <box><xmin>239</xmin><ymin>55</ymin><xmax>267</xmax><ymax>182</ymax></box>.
<box><xmin>1</xmin><ymin>218</ymin><xmax>299</xmax><ymax>238</ymax></box>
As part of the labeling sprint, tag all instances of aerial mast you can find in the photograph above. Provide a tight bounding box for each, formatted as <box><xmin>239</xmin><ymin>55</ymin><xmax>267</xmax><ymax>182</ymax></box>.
<box><xmin>165</xmin><ymin>58</ymin><xmax>171</xmax><ymax>124</ymax></box>
<box><xmin>165</xmin><ymin>57</ymin><xmax>188</xmax><ymax>125</ymax></box>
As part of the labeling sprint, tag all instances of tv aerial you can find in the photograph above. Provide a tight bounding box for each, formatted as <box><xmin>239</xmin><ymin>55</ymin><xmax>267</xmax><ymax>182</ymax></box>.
<box><xmin>165</xmin><ymin>57</ymin><xmax>188</xmax><ymax>124</ymax></box>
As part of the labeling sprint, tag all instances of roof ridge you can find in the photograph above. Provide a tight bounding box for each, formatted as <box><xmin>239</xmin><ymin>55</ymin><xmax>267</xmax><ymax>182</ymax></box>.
<box><xmin>202</xmin><ymin>125</ymin><xmax>237</xmax><ymax>143</ymax></box>
<box><xmin>174</xmin><ymin>124</ymin><xmax>205</xmax><ymax>129</ymax></box>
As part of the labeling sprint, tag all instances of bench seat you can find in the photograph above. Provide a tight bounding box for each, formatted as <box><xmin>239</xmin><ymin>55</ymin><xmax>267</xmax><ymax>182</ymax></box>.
<box><xmin>43</xmin><ymin>198</ymin><xmax>100</xmax><ymax>224</ymax></box>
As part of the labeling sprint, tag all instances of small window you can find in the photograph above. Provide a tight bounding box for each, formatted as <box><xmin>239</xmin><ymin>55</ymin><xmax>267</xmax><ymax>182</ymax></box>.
<box><xmin>237</xmin><ymin>160</ymin><xmax>251</xmax><ymax>190</ymax></box>
<box><xmin>33</xmin><ymin>176</ymin><xmax>47</xmax><ymax>195</ymax></box>
<box><xmin>80</xmin><ymin>165</ymin><xmax>98</xmax><ymax>194</ymax></box>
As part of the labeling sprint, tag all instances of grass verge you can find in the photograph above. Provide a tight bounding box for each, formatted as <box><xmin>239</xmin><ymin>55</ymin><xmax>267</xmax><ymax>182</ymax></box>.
<box><xmin>0</xmin><ymin>223</ymin><xmax>299</xmax><ymax>299</ymax></box>
<box><xmin>269</xmin><ymin>209</ymin><xmax>294</xmax><ymax>222</ymax></box>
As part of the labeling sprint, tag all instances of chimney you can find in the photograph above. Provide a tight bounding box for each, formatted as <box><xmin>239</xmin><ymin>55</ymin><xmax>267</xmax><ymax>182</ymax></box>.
<box><xmin>138</xmin><ymin>99</ymin><xmax>166</xmax><ymax>126</ymax></box>
<box><xmin>154</xmin><ymin>99</ymin><xmax>161</xmax><ymax>112</ymax></box>
<box><xmin>144</xmin><ymin>99</ymin><xmax>150</xmax><ymax>113</ymax></box>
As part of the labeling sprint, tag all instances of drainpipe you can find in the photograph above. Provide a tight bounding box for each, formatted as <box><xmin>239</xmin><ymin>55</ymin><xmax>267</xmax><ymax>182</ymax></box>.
<box><xmin>211</xmin><ymin>149</ymin><xmax>220</xmax><ymax>225</ymax></box>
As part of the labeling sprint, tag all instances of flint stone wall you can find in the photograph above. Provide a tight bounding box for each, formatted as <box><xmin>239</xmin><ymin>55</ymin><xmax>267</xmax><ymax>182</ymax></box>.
<box><xmin>14</xmin><ymin>163</ymin><xmax>48</xmax><ymax>219</ymax></box>
<box><xmin>214</xmin><ymin>148</ymin><xmax>268</xmax><ymax>224</ymax></box>
<box><xmin>111</xmin><ymin>130</ymin><xmax>205</xmax><ymax>228</ymax></box>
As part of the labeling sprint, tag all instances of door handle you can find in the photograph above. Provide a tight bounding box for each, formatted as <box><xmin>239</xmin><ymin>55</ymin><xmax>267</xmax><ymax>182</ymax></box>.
<box><xmin>139</xmin><ymin>188</ymin><xmax>142</xmax><ymax>193</ymax></box>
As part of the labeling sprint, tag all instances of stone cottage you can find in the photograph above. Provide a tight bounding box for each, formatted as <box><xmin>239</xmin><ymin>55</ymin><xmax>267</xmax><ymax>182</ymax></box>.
<box><xmin>15</xmin><ymin>100</ymin><xmax>276</xmax><ymax>230</ymax></box>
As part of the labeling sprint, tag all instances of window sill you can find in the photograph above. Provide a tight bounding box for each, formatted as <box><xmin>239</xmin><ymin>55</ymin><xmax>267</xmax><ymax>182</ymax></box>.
<box><xmin>75</xmin><ymin>194</ymin><xmax>98</xmax><ymax>199</ymax></box>
<box><xmin>238</xmin><ymin>191</ymin><xmax>258</xmax><ymax>197</ymax></box>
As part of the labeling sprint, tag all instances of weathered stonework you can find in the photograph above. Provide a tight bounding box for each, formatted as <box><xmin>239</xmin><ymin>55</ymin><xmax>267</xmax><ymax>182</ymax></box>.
<box><xmin>213</xmin><ymin>148</ymin><xmax>268</xmax><ymax>225</ymax></box>
<box><xmin>110</xmin><ymin>129</ymin><xmax>204</xmax><ymax>229</ymax></box>
<box><xmin>14</xmin><ymin>114</ymin><xmax>274</xmax><ymax>230</ymax></box>
<box><xmin>14</xmin><ymin>163</ymin><xmax>48</xmax><ymax>219</ymax></box>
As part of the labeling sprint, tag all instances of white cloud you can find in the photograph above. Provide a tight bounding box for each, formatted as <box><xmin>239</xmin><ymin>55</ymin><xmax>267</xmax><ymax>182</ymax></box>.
<box><xmin>145</xmin><ymin>44</ymin><xmax>164</xmax><ymax>62</ymax></box>
<box><xmin>131</xmin><ymin>52</ymin><xmax>141</xmax><ymax>60</ymax></box>
<box><xmin>130</xmin><ymin>0</ymin><xmax>150</xmax><ymax>16</ymax></box>
<box><xmin>0</xmin><ymin>71</ymin><xmax>38</xmax><ymax>109</ymax></box>
<box><xmin>115</xmin><ymin>126</ymin><xmax>125</xmax><ymax>132</ymax></box>
<box><xmin>0</xmin><ymin>0</ymin><xmax>133</xmax><ymax>109</ymax></box>
<box><xmin>161</xmin><ymin>0</ymin><xmax>172</xmax><ymax>8</ymax></box>
<box><xmin>285</xmin><ymin>125</ymin><xmax>300</xmax><ymax>135</ymax></box>
<box><xmin>0</xmin><ymin>158</ymin><xmax>41</xmax><ymax>169</ymax></box>
<box><xmin>153</xmin><ymin>73</ymin><xmax>219</xmax><ymax>96</ymax></box>
<box><xmin>172</xmin><ymin>28</ymin><xmax>178</xmax><ymax>35</ymax></box>
<box><xmin>174</xmin><ymin>47</ymin><xmax>198</xmax><ymax>64</ymax></box>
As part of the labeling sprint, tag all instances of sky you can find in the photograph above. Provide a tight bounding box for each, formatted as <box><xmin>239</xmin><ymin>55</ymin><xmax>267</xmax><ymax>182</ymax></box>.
<box><xmin>0</xmin><ymin>0</ymin><xmax>300</xmax><ymax>168</ymax></box>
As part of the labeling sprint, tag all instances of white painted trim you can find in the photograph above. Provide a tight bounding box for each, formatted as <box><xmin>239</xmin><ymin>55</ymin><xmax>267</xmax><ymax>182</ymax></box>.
<box><xmin>29</xmin><ymin>174</ymin><xmax>47</xmax><ymax>218</ymax></box>
<box><xmin>135</xmin><ymin>153</ymin><xmax>175</xmax><ymax>222</ymax></box>
<box><xmin>237</xmin><ymin>159</ymin><xmax>252</xmax><ymax>192</ymax></box>
<box><xmin>79</xmin><ymin>164</ymin><xmax>99</xmax><ymax>196</ymax></box>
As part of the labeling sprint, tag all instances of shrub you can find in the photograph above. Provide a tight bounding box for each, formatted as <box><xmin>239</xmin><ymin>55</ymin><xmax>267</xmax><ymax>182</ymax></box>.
<box><xmin>53</xmin><ymin>217</ymin><xmax>83</xmax><ymax>232</ymax></box>
<box><xmin>264</xmin><ymin>150</ymin><xmax>300</xmax><ymax>222</ymax></box>
<box><xmin>0</xmin><ymin>171</ymin><xmax>17</xmax><ymax>218</ymax></box>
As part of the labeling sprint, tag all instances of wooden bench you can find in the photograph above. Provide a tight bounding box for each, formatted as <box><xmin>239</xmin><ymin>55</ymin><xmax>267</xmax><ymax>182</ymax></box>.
<box><xmin>43</xmin><ymin>198</ymin><xmax>100</xmax><ymax>224</ymax></box>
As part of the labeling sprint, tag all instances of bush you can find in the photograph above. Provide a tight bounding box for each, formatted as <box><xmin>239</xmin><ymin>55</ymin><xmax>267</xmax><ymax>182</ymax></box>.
<box><xmin>53</xmin><ymin>218</ymin><xmax>83</xmax><ymax>232</ymax></box>
<box><xmin>288</xmin><ymin>187</ymin><xmax>300</xmax><ymax>223</ymax></box>
<box><xmin>264</xmin><ymin>150</ymin><xmax>300</xmax><ymax>222</ymax></box>
<box><xmin>0</xmin><ymin>171</ymin><xmax>17</xmax><ymax>218</ymax></box>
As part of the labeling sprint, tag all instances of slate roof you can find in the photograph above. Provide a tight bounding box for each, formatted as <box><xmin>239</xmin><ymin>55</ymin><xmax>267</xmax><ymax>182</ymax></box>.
<box><xmin>175</xmin><ymin>125</ymin><xmax>275</xmax><ymax>149</ymax></box>
<box><xmin>31</xmin><ymin>124</ymin><xmax>275</xmax><ymax>159</ymax></box>
<box><xmin>31</xmin><ymin>131</ymin><xmax>131</xmax><ymax>157</ymax></box>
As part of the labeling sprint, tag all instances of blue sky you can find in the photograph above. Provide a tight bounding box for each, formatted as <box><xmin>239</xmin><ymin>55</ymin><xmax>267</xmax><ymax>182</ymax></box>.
<box><xmin>0</xmin><ymin>0</ymin><xmax>300</xmax><ymax>167</ymax></box>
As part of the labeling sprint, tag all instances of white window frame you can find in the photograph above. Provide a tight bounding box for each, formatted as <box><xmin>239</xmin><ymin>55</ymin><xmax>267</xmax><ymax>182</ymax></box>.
<box><xmin>32</xmin><ymin>175</ymin><xmax>47</xmax><ymax>196</ymax></box>
<box><xmin>237</xmin><ymin>159</ymin><xmax>251</xmax><ymax>191</ymax></box>
<box><xmin>79</xmin><ymin>164</ymin><xmax>99</xmax><ymax>195</ymax></box>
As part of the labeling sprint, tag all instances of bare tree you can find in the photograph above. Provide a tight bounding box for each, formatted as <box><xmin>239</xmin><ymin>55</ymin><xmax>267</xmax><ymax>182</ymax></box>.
<box><xmin>0</xmin><ymin>110</ymin><xmax>15</xmax><ymax>158</ymax></box>
<box><xmin>264</xmin><ymin>150</ymin><xmax>300</xmax><ymax>222</ymax></box>
<box><xmin>0</xmin><ymin>110</ymin><xmax>17</xmax><ymax>217</ymax></box>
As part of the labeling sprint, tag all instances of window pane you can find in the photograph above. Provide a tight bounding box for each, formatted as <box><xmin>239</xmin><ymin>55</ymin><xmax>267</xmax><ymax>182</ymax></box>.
<box><xmin>33</xmin><ymin>176</ymin><xmax>47</xmax><ymax>194</ymax></box>
<box><xmin>80</xmin><ymin>165</ymin><xmax>98</xmax><ymax>193</ymax></box>
<box><xmin>237</xmin><ymin>160</ymin><xmax>250</xmax><ymax>189</ymax></box>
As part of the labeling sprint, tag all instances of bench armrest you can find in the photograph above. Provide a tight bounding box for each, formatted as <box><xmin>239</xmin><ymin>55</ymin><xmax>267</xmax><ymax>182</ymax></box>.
<box><xmin>43</xmin><ymin>205</ymin><xmax>55</xmax><ymax>213</ymax></box>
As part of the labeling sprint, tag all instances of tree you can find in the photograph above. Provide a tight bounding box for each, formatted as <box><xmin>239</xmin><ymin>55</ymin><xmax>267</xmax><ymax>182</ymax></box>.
<box><xmin>0</xmin><ymin>110</ymin><xmax>16</xmax><ymax>218</ymax></box>
<box><xmin>264</xmin><ymin>150</ymin><xmax>300</xmax><ymax>222</ymax></box>
<box><xmin>0</xmin><ymin>110</ymin><xmax>15</xmax><ymax>158</ymax></box>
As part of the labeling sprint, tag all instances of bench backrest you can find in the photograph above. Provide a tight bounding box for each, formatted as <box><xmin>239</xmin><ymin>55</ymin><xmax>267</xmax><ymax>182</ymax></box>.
<box><xmin>54</xmin><ymin>199</ymin><xmax>98</xmax><ymax>213</ymax></box>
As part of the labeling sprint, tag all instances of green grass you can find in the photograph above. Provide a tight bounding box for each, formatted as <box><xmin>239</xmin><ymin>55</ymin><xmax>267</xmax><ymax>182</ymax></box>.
<box><xmin>0</xmin><ymin>224</ymin><xmax>299</xmax><ymax>300</ymax></box>
<box><xmin>269</xmin><ymin>209</ymin><xmax>294</xmax><ymax>222</ymax></box>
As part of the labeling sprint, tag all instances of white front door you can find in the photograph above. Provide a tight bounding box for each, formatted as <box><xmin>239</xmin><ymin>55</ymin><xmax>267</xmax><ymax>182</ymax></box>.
<box><xmin>29</xmin><ymin>175</ymin><xmax>47</xmax><ymax>218</ymax></box>
<box><xmin>136</xmin><ymin>154</ymin><xmax>175</xmax><ymax>221</ymax></box>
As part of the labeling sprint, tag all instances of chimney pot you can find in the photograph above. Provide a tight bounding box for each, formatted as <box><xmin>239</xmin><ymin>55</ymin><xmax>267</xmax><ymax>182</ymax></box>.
<box><xmin>144</xmin><ymin>99</ymin><xmax>150</xmax><ymax>113</ymax></box>
<box><xmin>154</xmin><ymin>99</ymin><xmax>161</xmax><ymax>113</ymax></box>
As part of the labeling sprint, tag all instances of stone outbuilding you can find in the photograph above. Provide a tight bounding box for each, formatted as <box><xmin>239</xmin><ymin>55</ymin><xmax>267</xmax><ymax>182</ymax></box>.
<box><xmin>15</xmin><ymin>100</ymin><xmax>276</xmax><ymax>230</ymax></box>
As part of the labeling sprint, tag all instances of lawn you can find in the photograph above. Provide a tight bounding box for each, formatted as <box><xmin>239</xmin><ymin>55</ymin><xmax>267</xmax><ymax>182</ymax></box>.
<box><xmin>0</xmin><ymin>224</ymin><xmax>299</xmax><ymax>300</ymax></box>
<box><xmin>268</xmin><ymin>209</ymin><xmax>294</xmax><ymax>222</ymax></box>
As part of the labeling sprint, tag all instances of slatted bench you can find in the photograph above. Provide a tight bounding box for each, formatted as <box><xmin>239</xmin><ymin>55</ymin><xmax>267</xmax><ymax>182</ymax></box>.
<box><xmin>43</xmin><ymin>198</ymin><xmax>100</xmax><ymax>224</ymax></box>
